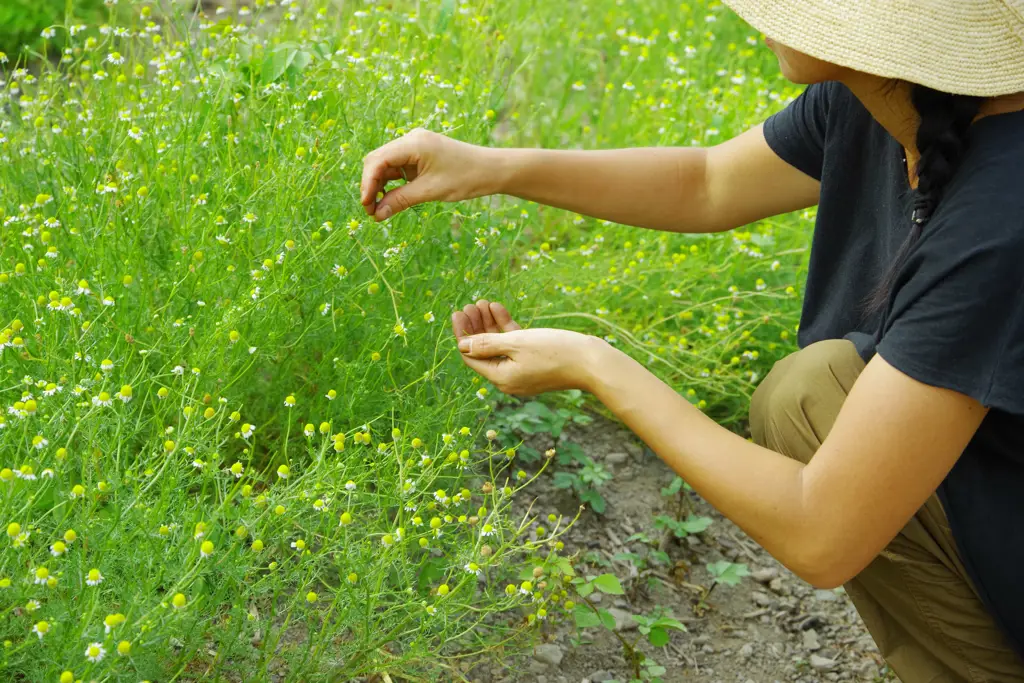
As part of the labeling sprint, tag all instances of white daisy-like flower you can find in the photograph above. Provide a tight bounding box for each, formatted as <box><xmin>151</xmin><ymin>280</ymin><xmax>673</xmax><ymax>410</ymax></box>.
<box><xmin>85</xmin><ymin>642</ymin><xmax>106</xmax><ymax>663</ymax></box>
<box><xmin>345</xmin><ymin>480</ymin><xmax>356</xmax><ymax>491</ymax></box>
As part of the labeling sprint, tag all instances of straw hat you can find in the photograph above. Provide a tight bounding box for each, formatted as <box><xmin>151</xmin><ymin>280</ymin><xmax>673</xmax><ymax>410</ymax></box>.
<box><xmin>722</xmin><ymin>0</ymin><xmax>1024</xmax><ymax>97</ymax></box>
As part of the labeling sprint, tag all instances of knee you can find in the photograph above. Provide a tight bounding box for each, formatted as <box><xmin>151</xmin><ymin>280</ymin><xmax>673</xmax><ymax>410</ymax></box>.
<box><xmin>749</xmin><ymin>340</ymin><xmax>862</xmax><ymax>459</ymax></box>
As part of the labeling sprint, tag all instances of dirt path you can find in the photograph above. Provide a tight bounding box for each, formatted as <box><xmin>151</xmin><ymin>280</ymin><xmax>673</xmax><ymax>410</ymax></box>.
<box><xmin>473</xmin><ymin>416</ymin><xmax>896</xmax><ymax>683</ymax></box>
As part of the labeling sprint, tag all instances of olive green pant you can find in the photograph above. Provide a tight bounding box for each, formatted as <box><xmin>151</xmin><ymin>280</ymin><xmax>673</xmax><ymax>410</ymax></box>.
<box><xmin>749</xmin><ymin>339</ymin><xmax>1024</xmax><ymax>683</ymax></box>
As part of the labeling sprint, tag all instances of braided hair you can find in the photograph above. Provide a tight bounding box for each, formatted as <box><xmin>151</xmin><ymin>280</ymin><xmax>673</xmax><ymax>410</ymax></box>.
<box><xmin>864</xmin><ymin>84</ymin><xmax>983</xmax><ymax>314</ymax></box>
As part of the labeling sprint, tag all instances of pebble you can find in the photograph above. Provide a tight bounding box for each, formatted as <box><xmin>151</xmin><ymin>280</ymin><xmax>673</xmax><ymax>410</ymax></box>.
<box><xmin>607</xmin><ymin>607</ymin><xmax>638</xmax><ymax>632</ymax></box>
<box><xmin>751</xmin><ymin>591</ymin><xmax>772</xmax><ymax>607</ymax></box>
<box><xmin>605</xmin><ymin>451</ymin><xmax>629</xmax><ymax>466</ymax></box>
<box><xmin>588</xmin><ymin>671</ymin><xmax>614</xmax><ymax>683</ymax></box>
<box><xmin>769</xmin><ymin>577</ymin><xmax>789</xmax><ymax>595</ymax></box>
<box><xmin>810</xmin><ymin>654</ymin><xmax>837</xmax><ymax>671</ymax></box>
<box><xmin>739</xmin><ymin>643</ymin><xmax>754</xmax><ymax>658</ymax></box>
<box><xmin>701</xmin><ymin>644</ymin><xmax>715</xmax><ymax>654</ymax></box>
<box><xmin>813</xmin><ymin>589</ymin><xmax>839</xmax><ymax>602</ymax></box>
<box><xmin>533</xmin><ymin>643</ymin><xmax>564</xmax><ymax>667</ymax></box>
<box><xmin>528</xmin><ymin>660</ymin><xmax>549</xmax><ymax>675</ymax></box>
<box><xmin>751</xmin><ymin>567</ymin><xmax>778</xmax><ymax>583</ymax></box>
<box><xmin>802</xmin><ymin>628</ymin><xmax>820</xmax><ymax>652</ymax></box>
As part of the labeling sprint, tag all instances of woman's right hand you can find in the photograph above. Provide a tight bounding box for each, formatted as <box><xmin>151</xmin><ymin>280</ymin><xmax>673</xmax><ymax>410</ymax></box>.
<box><xmin>360</xmin><ymin>128</ymin><xmax>497</xmax><ymax>222</ymax></box>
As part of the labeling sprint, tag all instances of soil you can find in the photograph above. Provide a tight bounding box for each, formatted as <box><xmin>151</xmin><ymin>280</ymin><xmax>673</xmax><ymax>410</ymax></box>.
<box><xmin>470</xmin><ymin>416</ymin><xmax>898</xmax><ymax>683</ymax></box>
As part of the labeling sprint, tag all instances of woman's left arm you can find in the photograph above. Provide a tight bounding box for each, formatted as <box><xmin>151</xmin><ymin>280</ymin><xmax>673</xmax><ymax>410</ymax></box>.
<box><xmin>456</xmin><ymin>309</ymin><xmax>987</xmax><ymax>589</ymax></box>
<box><xmin>583</xmin><ymin>339</ymin><xmax>985</xmax><ymax>588</ymax></box>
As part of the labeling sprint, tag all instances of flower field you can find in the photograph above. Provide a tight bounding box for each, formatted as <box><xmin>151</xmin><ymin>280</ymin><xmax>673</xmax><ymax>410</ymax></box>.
<box><xmin>0</xmin><ymin>0</ymin><xmax>810</xmax><ymax>680</ymax></box>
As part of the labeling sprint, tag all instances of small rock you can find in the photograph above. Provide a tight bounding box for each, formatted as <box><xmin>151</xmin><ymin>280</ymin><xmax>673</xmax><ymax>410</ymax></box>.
<box><xmin>537</xmin><ymin>677</ymin><xmax>549</xmax><ymax>683</ymax></box>
<box><xmin>701</xmin><ymin>644</ymin><xmax>715</xmax><ymax>654</ymax></box>
<box><xmin>686</xmin><ymin>535</ymin><xmax>703</xmax><ymax>547</ymax></box>
<box><xmin>769</xmin><ymin>577</ymin><xmax>789</xmax><ymax>595</ymax></box>
<box><xmin>588</xmin><ymin>671</ymin><xmax>614</xmax><ymax>683</ymax></box>
<box><xmin>693</xmin><ymin>635</ymin><xmax>713</xmax><ymax>646</ymax></box>
<box><xmin>813</xmin><ymin>589</ymin><xmax>839</xmax><ymax>602</ymax></box>
<box><xmin>745</xmin><ymin>679</ymin><xmax>757</xmax><ymax>683</ymax></box>
<box><xmin>533</xmin><ymin>643</ymin><xmax>564</xmax><ymax>667</ymax></box>
<box><xmin>605</xmin><ymin>451</ymin><xmax>629</xmax><ymax>466</ymax></box>
<box><xmin>802</xmin><ymin>628</ymin><xmax>820</xmax><ymax>652</ymax></box>
<box><xmin>751</xmin><ymin>567</ymin><xmax>778</xmax><ymax>584</ymax></box>
<box><xmin>624</xmin><ymin>442</ymin><xmax>643</xmax><ymax>458</ymax></box>
<box><xmin>528</xmin><ymin>660</ymin><xmax>549</xmax><ymax>675</ymax></box>
<box><xmin>739</xmin><ymin>643</ymin><xmax>754</xmax><ymax>658</ymax></box>
<box><xmin>810</xmin><ymin>654</ymin><xmax>837</xmax><ymax>671</ymax></box>
<box><xmin>751</xmin><ymin>591</ymin><xmax>772</xmax><ymax>607</ymax></box>
<box><xmin>607</xmin><ymin>607</ymin><xmax>638</xmax><ymax>632</ymax></box>
<box><xmin>590</xmin><ymin>592</ymin><xmax>603</xmax><ymax>603</ymax></box>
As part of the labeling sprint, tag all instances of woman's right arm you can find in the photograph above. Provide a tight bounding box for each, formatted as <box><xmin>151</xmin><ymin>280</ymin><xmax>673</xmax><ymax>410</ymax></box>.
<box><xmin>360</xmin><ymin>124</ymin><xmax>820</xmax><ymax>233</ymax></box>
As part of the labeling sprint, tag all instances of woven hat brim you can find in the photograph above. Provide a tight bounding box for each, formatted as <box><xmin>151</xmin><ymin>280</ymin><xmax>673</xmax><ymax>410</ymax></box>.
<box><xmin>722</xmin><ymin>0</ymin><xmax>1024</xmax><ymax>97</ymax></box>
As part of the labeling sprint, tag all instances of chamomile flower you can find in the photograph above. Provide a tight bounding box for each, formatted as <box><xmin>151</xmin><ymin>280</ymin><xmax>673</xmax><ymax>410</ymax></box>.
<box><xmin>85</xmin><ymin>642</ymin><xmax>106</xmax><ymax>663</ymax></box>
<box><xmin>240</xmin><ymin>423</ymin><xmax>255</xmax><ymax>439</ymax></box>
<box><xmin>50</xmin><ymin>541</ymin><xmax>66</xmax><ymax>556</ymax></box>
<box><xmin>32</xmin><ymin>620</ymin><xmax>50</xmax><ymax>639</ymax></box>
<box><xmin>33</xmin><ymin>567</ymin><xmax>50</xmax><ymax>585</ymax></box>
<box><xmin>103</xmin><ymin>613</ymin><xmax>125</xmax><ymax>633</ymax></box>
<box><xmin>31</xmin><ymin>434</ymin><xmax>48</xmax><ymax>449</ymax></box>
<box><xmin>345</xmin><ymin>480</ymin><xmax>356</xmax><ymax>491</ymax></box>
<box><xmin>86</xmin><ymin>568</ymin><xmax>104</xmax><ymax>586</ymax></box>
<box><xmin>200</xmin><ymin>540</ymin><xmax>214</xmax><ymax>558</ymax></box>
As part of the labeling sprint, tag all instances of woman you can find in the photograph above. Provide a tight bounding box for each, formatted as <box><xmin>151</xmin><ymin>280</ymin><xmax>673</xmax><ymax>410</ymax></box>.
<box><xmin>360</xmin><ymin>1</ymin><xmax>1024</xmax><ymax>680</ymax></box>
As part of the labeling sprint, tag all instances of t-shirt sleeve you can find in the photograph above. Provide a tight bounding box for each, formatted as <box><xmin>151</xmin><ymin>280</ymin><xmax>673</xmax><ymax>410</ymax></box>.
<box><xmin>875</xmin><ymin>207</ymin><xmax>1024</xmax><ymax>414</ymax></box>
<box><xmin>762</xmin><ymin>81</ymin><xmax>832</xmax><ymax>181</ymax></box>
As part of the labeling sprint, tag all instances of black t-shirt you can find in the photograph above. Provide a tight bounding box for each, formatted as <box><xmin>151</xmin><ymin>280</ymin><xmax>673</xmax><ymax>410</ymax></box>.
<box><xmin>763</xmin><ymin>81</ymin><xmax>1024</xmax><ymax>659</ymax></box>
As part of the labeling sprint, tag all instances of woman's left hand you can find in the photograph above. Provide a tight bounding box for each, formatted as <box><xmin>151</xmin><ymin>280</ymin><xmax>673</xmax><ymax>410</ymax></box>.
<box><xmin>452</xmin><ymin>300</ymin><xmax>602</xmax><ymax>396</ymax></box>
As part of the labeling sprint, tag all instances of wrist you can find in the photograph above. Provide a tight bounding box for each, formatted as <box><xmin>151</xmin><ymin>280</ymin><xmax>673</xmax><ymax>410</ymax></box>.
<box><xmin>576</xmin><ymin>335</ymin><xmax>621</xmax><ymax>394</ymax></box>
<box><xmin>479</xmin><ymin>146</ymin><xmax>520</xmax><ymax>197</ymax></box>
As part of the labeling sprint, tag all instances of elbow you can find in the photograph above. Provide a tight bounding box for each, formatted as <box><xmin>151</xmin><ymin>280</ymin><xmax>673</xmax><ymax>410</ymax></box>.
<box><xmin>787</xmin><ymin>537</ymin><xmax>866</xmax><ymax>590</ymax></box>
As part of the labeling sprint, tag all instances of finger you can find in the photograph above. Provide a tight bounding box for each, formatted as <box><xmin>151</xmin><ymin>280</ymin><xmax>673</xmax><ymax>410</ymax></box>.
<box><xmin>451</xmin><ymin>311</ymin><xmax>473</xmax><ymax>339</ymax></box>
<box><xmin>476</xmin><ymin>300</ymin><xmax>500</xmax><ymax>333</ymax></box>
<box><xmin>360</xmin><ymin>138</ymin><xmax>415</xmax><ymax>205</ymax></box>
<box><xmin>360</xmin><ymin>167</ymin><xmax>406</xmax><ymax>216</ymax></box>
<box><xmin>457</xmin><ymin>333</ymin><xmax>512</xmax><ymax>359</ymax></box>
<box><xmin>488</xmin><ymin>302</ymin><xmax>522</xmax><ymax>332</ymax></box>
<box><xmin>374</xmin><ymin>180</ymin><xmax>435</xmax><ymax>222</ymax></box>
<box><xmin>459</xmin><ymin>354</ymin><xmax>505</xmax><ymax>386</ymax></box>
<box><xmin>462</xmin><ymin>304</ymin><xmax>483</xmax><ymax>335</ymax></box>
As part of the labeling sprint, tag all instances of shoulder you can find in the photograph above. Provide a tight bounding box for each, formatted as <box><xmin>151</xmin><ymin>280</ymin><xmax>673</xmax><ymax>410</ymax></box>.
<box><xmin>931</xmin><ymin>111</ymin><xmax>1024</xmax><ymax>250</ymax></box>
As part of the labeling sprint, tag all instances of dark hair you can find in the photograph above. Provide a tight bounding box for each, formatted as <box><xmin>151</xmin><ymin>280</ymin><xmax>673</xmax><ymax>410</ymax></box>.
<box><xmin>863</xmin><ymin>84</ymin><xmax>983</xmax><ymax>314</ymax></box>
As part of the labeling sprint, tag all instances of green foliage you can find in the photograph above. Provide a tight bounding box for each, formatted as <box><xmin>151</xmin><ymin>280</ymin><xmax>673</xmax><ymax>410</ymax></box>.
<box><xmin>0</xmin><ymin>0</ymin><xmax>108</xmax><ymax>55</ymax></box>
<box><xmin>707</xmin><ymin>560</ymin><xmax>751</xmax><ymax>587</ymax></box>
<box><xmin>0</xmin><ymin>0</ymin><xmax>807</xmax><ymax>679</ymax></box>
<box><xmin>552</xmin><ymin>445</ymin><xmax>614</xmax><ymax>513</ymax></box>
<box><xmin>653</xmin><ymin>513</ymin><xmax>714</xmax><ymax>538</ymax></box>
<box><xmin>572</xmin><ymin>574</ymin><xmax>686</xmax><ymax>682</ymax></box>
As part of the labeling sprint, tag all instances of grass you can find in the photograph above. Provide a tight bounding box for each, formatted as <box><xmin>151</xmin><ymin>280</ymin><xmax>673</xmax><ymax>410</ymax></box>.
<box><xmin>0</xmin><ymin>0</ymin><xmax>809</xmax><ymax>680</ymax></box>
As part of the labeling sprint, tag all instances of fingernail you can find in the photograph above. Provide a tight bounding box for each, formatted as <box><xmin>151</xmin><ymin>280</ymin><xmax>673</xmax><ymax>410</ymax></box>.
<box><xmin>458</xmin><ymin>339</ymin><xmax>470</xmax><ymax>353</ymax></box>
<box><xmin>378</xmin><ymin>205</ymin><xmax>393</xmax><ymax>220</ymax></box>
